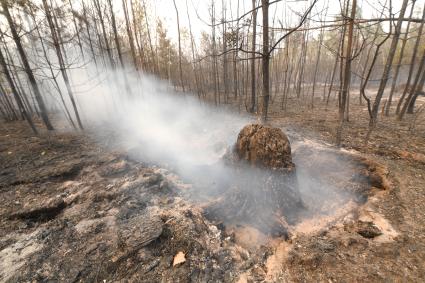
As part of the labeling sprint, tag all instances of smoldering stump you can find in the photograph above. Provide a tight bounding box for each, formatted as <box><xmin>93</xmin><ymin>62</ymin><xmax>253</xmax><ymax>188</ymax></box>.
<box><xmin>204</xmin><ymin>124</ymin><xmax>304</xmax><ymax>237</ymax></box>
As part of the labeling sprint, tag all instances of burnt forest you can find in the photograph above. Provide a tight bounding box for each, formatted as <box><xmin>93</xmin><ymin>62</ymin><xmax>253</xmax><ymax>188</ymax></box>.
<box><xmin>0</xmin><ymin>0</ymin><xmax>425</xmax><ymax>282</ymax></box>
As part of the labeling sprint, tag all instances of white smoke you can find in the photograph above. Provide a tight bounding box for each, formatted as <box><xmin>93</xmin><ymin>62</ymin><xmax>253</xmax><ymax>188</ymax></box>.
<box><xmin>45</xmin><ymin>64</ymin><xmax>367</xmax><ymax>234</ymax></box>
<box><xmin>70</xmin><ymin>66</ymin><xmax>249</xmax><ymax>175</ymax></box>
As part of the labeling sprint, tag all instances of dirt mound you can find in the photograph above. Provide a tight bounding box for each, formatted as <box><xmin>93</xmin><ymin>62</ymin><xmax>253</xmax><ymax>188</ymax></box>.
<box><xmin>234</xmin><ymin>124</ymin><xmax>295</xmax><ymax>171</ymax></box>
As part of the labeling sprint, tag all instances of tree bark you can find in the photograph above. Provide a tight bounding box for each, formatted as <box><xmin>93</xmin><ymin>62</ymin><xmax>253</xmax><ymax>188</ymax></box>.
<box><xmin>42</xmin><ymin>0</ymin><xmax>83</xmax><ymax>130</ymax></box>
<box><xmin>399</xmin><ymin>50</ymin><xmax>425</xmax><ymax>118</ymax></box>
<box><xmin>107</xmin><ymin>0</ymin><xmax>133</xmax><ymax>97</ymax></box>
<box><xmin>250</xmin><ymin>0</ymin><xmax>257</xmax><ymax>113</ymax></box>
<box><xmin>336</xmin><ymin>0</ymin><xmax>356</xmax><ymax>145</ymax></box>
<box><xmin>0</xmin><ymin>46</ymin><xmax>37</xmax><ymax>134</ymax></box>
<box><xmin>1</xmin><ymin>1</ymin><xmax>53</xmax><ymax>130</ymax></box>
<box><xmin>385</xmin><ymin>0</ymin><xmax>416</xmax><ymax>116</ymax></box>
<box><xmin>261</xmin><ymin>0</ymin><xmax>270</xmax><ymax>121</ymax></box>
<box><xmin>122</xmin><ymin>0</ymin><xmax>139</xmax><ymax>71</ymax></box>
<box><xmin>396</xmin><ymin>2</ymin><xmax>425</xmax><ymax>116</ymax></box>
<box><xmin>366</xmin><ymin>0</ymin><xmax>408</xmax><ymax>141</ymax></box>
<box><xmin>173</xmin><ymin>0</ymin><xmax>185</xmax><ymax>92</ymax></box>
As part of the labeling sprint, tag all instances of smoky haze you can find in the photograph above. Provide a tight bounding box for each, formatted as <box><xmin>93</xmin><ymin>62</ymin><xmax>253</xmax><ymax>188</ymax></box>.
<box><xmin>52</xmin><ymin>65</ymin><xmax>364</xmax><ymax>232</ymax></box>
<box><xmin>72</xmin><ymin>67</ymin><xmax>250</xmax><ymax>172</ymax></box>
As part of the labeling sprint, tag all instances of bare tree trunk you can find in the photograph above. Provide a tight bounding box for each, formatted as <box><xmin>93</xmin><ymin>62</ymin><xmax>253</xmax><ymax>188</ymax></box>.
<box><xmin>142</xmin><ymin>0</ymin><xmax>158</xmax><ymax>74</ymax></box>
<box><xmin>358</xmin><ymin>16</ymin><xmax>382</xmax><ymax>107</ymax></box>
<box><xmin>68</xmin><ymin>0</ymin><xmax>84</xmax><ymax>59</ymax></box>
<box><xmin>0</xmin><ymin>47</ymin><xmax>37</xmax><ymax>133</ymax></box>
<box><xmin>336</xmin><ymin>0</ymin><xmax>356</xmax><ymax>145</ymax></box>
<box><xmin>2</xmin><ymin>46</ymin><xmax>34</xmax><ymax>115</ymax></box>
<box><xmin>185</xmin><ymin>0</ymin><xmax>201</xmax><ymax>99</ymax></box>
<box><xmin>173</xmin><ymin>0</ymin><xmax>185</xmax><ymax>92</ymax></box>
<box><xmin>82</xmin><ymin>1</ymin><xmax>97</xmax><ymax>67</ymax></box>
<box><xmin>398</xmin><ymin>4</ymin><xmax>425</xmax><ymax>118</ymax></box>
<box><xmin>42</xmin><ymin>0</ymin><xmax>83</xmax><ymax>130</ymax></box>
<box><xmin>366</xmin><ymin>0</ymin><xmax>408</xmax><ymax>141</ymax></box>
<box><xmin>130</xmin><ymin>0</ymin><xmax>146</xmax><ymax>71</ymax></box>
<box><xmin>29</xmin><ymin>4</ymin><xmax>76</xmax><ymax>129</ymax></box>
<box><xmin>326</xmin><ymin>39</ymin><xmax>342</xmax><ymax>106</ymax></box>
<box><xmin>107</xmin><ymin>0</ymin><xmax>133</xmax><ymax>97</ymax></box>
<box><xmin>296</xmin><ymin>29</ymin><xmax>308</xmax><ymax>98</ymax></box>
<box><xmin>2</xmin><ymin>1</ymin><xmax>53</xmax><ymax>130</ymax></box>
<box><xmin>0</xmin><ymin>89</ymin><xmax>13</xmax><ymax>121</ymax></box>
<box><xmin>211</xmin><ymin>1</ymin><xmax>218</xmax><ymax>105</ymax></box>
<box><xmin>93</xmin><ymin>0</ymin><xmax>115</xmax><ymax>69</ymax></box>
<box><xmin>233</xmin><ymin>0</ymin><xmax>240</xmax><ymax>100</ymax></box>
<box><xmin>261</xmin><ymin>0</ymin><xmax>270</xmax><ymax>121</ymax></box>
<box><xmin>396</xmin><ymin>2</ymin><xmax>425</xmax><ymax>115</ymax></box>
<box><xmin>359</xmin><ymin>3</ymin><xmax>392</xmax><ymax>125</ymax></box>
<box><xmin>123</xmin><ymin>0</ymin><xmax>139</xmax><ymax>71</ymax></box>
<box><xmin>250</xmin><ymin>0</ymin><xmax>257</xmax><ymax>113</ymax></box>
<box><xmin>222</xmin><ymin>0</ymin><xmax>228</xmax><ymax>103</ymax></box>
<box><xmin>406</xmin><ymin>69</ymin><xmax>425</xmax><ymax>114</ymax></box>
<box><xmin>311</xmin><ymin>25</ymin><xmax>325</xmax><ymax>109</ymax></box>
<box><xmin>337</xmin><ymin>0</ymin><xmax>349</xmax><ymax>110</ymax></box>
<box><xmin>0</xmin><ymin>84</ymin><xmax>18</xmax><ymax>121</ymax></box>
<box><xmin>399</xmin><ymin>50</ymin><xmax>425</xmax><ymax>119</ymax></box>
<box><xmin>281</xmin><ymin>36</ymin><xmax>290</xmax><ymax>110</ymax></box>
<box><xmin>385</xmin><ymin>0</ymin><xmax>416</xmax><ymax>116</ymax></box>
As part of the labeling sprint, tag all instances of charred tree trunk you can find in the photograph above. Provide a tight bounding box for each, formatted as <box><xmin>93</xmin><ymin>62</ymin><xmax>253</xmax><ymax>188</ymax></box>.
<box><xmin>28</xmin><ymin>5</ymin><xmax>76</xmax><ymax>129</ymax></box>
<box><xmin>233</xmin><ymin>0</ymin><xmax>240</xmax><ymax>99</ymax></box>
<box><xmin>82</xmin><ymin>2</ymin><xmax>97</xmax><ymax>67</ymax></box>
<box><xmin>211</xmin><ymin>1</ymin><xmax>218</xmax><ymax>105</ymax></box>
<box><xmin>406</xmin><ymin>71</ymin><xmax>425</xmax><ymax>114</ymax></box>
<box><xmin>385</xmin><ymin>0</ymin><xmax>416</xmax><ymax>116</ymax></box>
<box><xmin>122</xmin><ymin>0</ymin><xmax>139</xmax><ymax>72</ymax></box>
<box><xmin>68</xmin><ymin>0</ymin><xmax>84</xmax><ymax>59</ymax></box>
<box><xmin>261</xmin><ymin>0</ymin><xmax>270</xmax><ymax>121</ymax></box>
<box><xmin>222</xmin><ymin>0</ymin><xmax>228</xmax><ymax>103</ymax></box>
<box><xmin>0</xmin><ymin>47</ymin><xmax>37</xmax><ymax>134</ymax></box>
<box><xmin>0</xmin><ymin>83</ymin><xmax>18</xmax><ymax>121</ymax></box>
<box><xmin>42</xmin><ymin>0</ymin><xmax>83</xmax><ymax>130</ymax></box>
<box><xmin>130</xmin><ymin>0</ymin><xmax>146</xmax><ymax>71</ymax></box>
<box><xmin>367</xmin><ymin>0</ymin><xmax>408</xmax><ymax>140</ymax></box>
<box><xmin>311</xmin><ymin>25</ymin><xmax>325</xmax><ymax>109</ymax></box>
<box><xmin>250</xmin><ymin>0</ymin><xmax>257</xmax><ymax>113</ymax></box>
<box><xmin>396</xmin><ymin>2</ymin><xmax>425</xmax><ymax>116</ymax></box>
<box><xmin>107</xmin><ymin>0</ymin><xmax>133</xmax><ymax>97</ymax></box>
<box><xmin>1</xmin><ymin>1</ymin><xmax>53</xmax><ymax>130</ymax></box>
<box><xmin>326</xmin><ymin>23</ymin><xmax>345</xmax><ymax>106</ymax></box>
<box><xmin>173</xmin><ymin>0</ymin><xmax>185</xmax><ymax>92</ymax></box>
<box><xmin>186</xmin><ymin>0</ymin><xmax>201</xmax><ymax>99</ymax></box>
<box><xmin>336</xmin><ymin>0</ymin><xmax>356</xmax><ymax>145</ymax></box>
<box><xmin>142</xmin><ymin>0</ymin><xmax>158</xmax><ymax>74</ymax></box>
<box><xmin>399</xmin><ymin>51</ymin><xmax>425</xmax><ymax>118</ymax></box>
<box><xmin>360</xmin><ymin>4</ymin><xmax>392</xmax><ymax>127</ymax></box>
<box><xmin>93</xmin><ymin>0</ymin><xmax>115</xmax><ymax>69</ymax></box>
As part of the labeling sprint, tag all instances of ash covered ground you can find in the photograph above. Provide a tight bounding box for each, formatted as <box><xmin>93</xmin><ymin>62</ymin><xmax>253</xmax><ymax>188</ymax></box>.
<box><xmin>1</xmin><ymin>117</ymin><xmax>417</xmax><ymax>283</ymax></box>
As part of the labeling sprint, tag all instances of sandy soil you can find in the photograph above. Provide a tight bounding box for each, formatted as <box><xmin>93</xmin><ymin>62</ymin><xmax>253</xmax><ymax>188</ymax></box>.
<box><xmin>1</xmin><ymin>95</ymin><xmax>425</xmax><ymax>282</ymax></box>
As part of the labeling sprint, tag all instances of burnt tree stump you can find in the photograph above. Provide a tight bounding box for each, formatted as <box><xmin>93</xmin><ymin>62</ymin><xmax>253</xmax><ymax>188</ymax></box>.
<box><xmin>205</xmin><ymin>124</ymin><xmax>304</xmax><ymax>237</ymax></box>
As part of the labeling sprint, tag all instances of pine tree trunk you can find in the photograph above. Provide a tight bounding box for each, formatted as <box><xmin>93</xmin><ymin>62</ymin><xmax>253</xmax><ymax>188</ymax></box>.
<box><xmin>336</xmin><ymin>0</ymin><xmax>356</xmax><ymax>145</ymax></box>
<box><xmin>0</xmin><ymin>46</ymin><xmax>37</xmax><ymax>134</ymax></box>
<box><xmin>250</xmin><ymin>0</ymin><xmax>257</xmax><ymax>113</ymax></box>
<box><xmin>385</xmin><ymin>0</ymin><xmax>416</xmax><ymax>116</ymax></box>
<box><xmin>366</xmin><ymin>0</ymin><xmax>408</xmax><ymax>140</ymax></box>
<box><xmin>2</xmin><ymin>1</ymin><xmax>53</xmax><ymax>130</ymax></box>
<box><xmin>261</xmin><ymin>0</ymin><xmax>270</xmax><ymax>121</ymax></box>
<box><xmin>42</xmin><ymin>0</ymin><xmax>83</xmax><ymax>130</ymax></box>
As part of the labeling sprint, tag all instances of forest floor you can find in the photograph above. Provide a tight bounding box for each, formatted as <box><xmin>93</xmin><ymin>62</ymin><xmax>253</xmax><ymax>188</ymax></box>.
<box><xmin>1</xmin><ymin>95</ymin><xmax>425</xmax><ymax>282</ymax></box>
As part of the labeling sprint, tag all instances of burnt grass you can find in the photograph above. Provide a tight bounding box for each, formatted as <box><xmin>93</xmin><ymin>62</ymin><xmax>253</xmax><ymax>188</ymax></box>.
<box><xmin>1</xmin><ymin>95</ymin><xmax>425</xmax><ymax>282</ymax></box>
